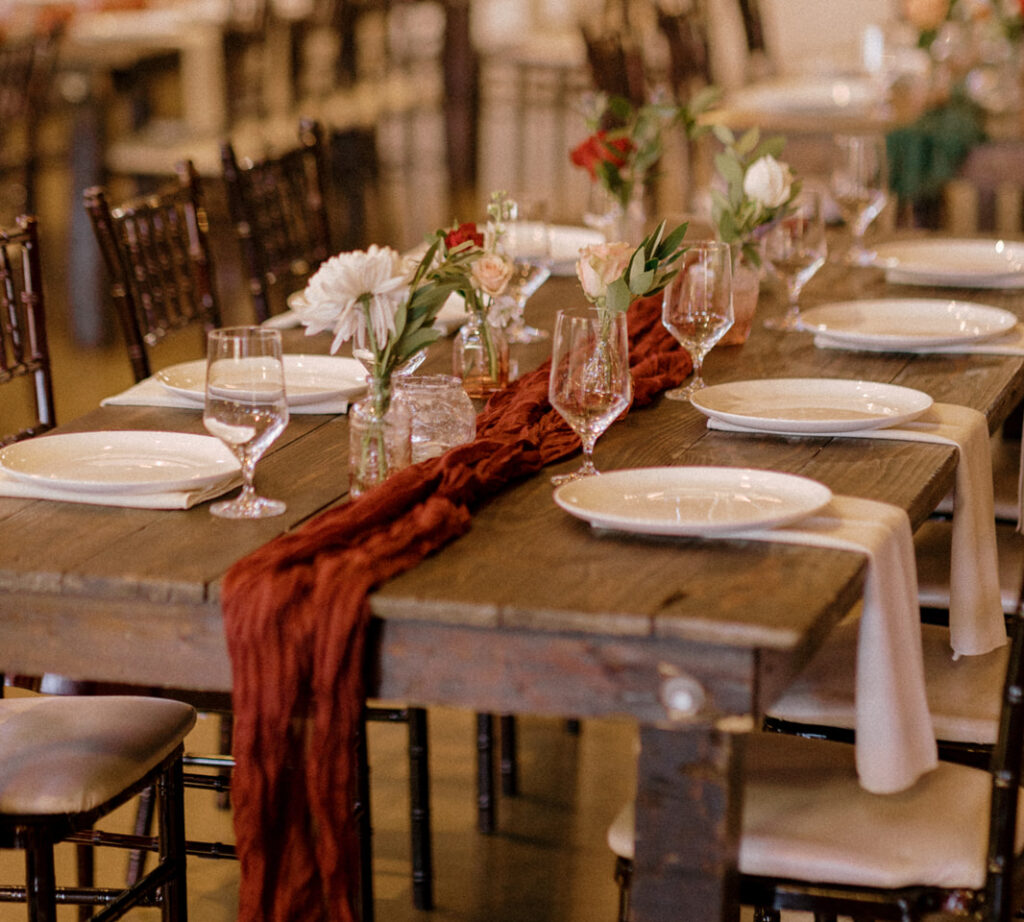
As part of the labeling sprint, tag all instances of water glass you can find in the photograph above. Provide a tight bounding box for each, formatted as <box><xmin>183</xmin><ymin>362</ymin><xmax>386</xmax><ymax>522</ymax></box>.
<box><xmin>394</xmin><ymin>374</ymin><xmax>477</xmax><ymax>463</ymax></box>
<box><xmin>203</xmin><ymin>326</ymin><xmax>289</xmax><ymax>518</ymax></box>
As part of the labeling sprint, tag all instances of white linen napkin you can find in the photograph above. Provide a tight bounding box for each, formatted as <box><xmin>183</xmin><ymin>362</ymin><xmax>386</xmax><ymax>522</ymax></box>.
<box><xmin>813</xmin><ymin>323</ymin><xmax>1024</xmax><ymax>355</ymax></box>
<box><xmin>709</xmin><ymin>403</ymin><xmax>1007</xmax><ymax>658</ymax></box>
<box><xmin>267</xmin><ymin>292</ymin><xmax>469</xmax><ymax>335</ymax></box>
<box><xmin>734</xmin><ymin>495</ymin><xmax>937</xmax><ymax>794</ymax></box>
<box><xmin>0</xmin><ymin>468</ymin><xmax>242</xmax><ymax>510</ymax></box>
<box><xmin>101</xmin><ymin>376</ymin><xmax>351</xmax><ymax>415</ymax></box>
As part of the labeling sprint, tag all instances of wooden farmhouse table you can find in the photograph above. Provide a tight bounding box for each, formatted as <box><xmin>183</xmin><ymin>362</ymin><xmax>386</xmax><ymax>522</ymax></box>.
<box><xmin>2</xmin><ymin>253</ymin><xmax>1024</xmax><ymax>921</ymax></box>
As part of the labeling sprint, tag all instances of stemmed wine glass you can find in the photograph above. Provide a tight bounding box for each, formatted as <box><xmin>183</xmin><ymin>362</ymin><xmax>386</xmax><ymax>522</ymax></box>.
<box><xmin>492</xmin><ymin>194</ymin><xmax>552</xmax><ymax>343</ymax></box>
<box><xmin>830</xmin><ymin>133</ymin><xmax>889</xmax><ymax>266</ymax></box>
<box><xmin>548</xmin><ymin>307</ymin><xmax>632</xmax><ymax>485</ymax></box>
<box><xmin>761</xmin><ymin>187</ymin><xmax>828</xmax><ymax>331</ymax></box>
<box><xmin>661</xmin><ymin>240</ymin><xmax>734</xmax><ymax>401</ymax></box>
<box><xmin>203</xmin><ymin>326</ymin><xmax>289</xmax><ymax>518</ymax></box>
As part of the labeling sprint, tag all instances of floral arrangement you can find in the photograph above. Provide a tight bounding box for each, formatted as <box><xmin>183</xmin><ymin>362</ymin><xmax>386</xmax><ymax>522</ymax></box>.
<box><xmin>709</xmin><ymin>125</ymin><xmax>799</xmax><ymax>267</ymax></box>
<box><xmin>570</xmin><ymin>88</ymin><xmax>718</xmax><ymax>214</ymax></box>
<box><xmin>576</xmin><ymin>220</ymin><xmax>689</xmax><ymax>321</ymax></box>
<box><xmin>904</xmin><ymin>0</ymin><xmax>1024</xmax><ymax>44</ymax></box>
<box><xmin>299</xmin><ymin>229</ymin><xmax>487</xmax><ymax>411</ymax></box>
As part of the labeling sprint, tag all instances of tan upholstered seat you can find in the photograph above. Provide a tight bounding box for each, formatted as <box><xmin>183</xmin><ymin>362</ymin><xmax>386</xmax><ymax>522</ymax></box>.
<box><xmin>608</xmin><ymin>732</ymin><xmax>1024</xmax><ymax>892</ymax></box>
<box><xmin>0</xmin><ymin>695</ymin><xmax>195</xmax><ymax>816</ymax></box>
<box><xmin>767</xmin><ymin>608</ymin><xmax>1008</xmax><ymax>744</ymax></box>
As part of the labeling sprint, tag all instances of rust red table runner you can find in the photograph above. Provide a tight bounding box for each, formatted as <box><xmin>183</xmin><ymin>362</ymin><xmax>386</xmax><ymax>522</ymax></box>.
<box><xmin>221</xmin><ymin>297</ymin><xmax>692</xmax><ymax>921</ymax></box>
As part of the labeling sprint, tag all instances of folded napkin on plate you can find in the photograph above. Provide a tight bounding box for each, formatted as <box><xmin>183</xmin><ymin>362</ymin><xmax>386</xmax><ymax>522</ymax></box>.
<box><xmin>0</xmin><ymin>468</ymin><xmax>242</xmax><ymax>510</ymax></box>
<box><xmin>266</xmin><ymin>293</ymin><xmax>469</xmax><ymax>335</ymax></box>
<box><xmin>710</xmin><ymin>403</ymin><xmax>1006</xmax><ymax>657</ymax></box>
<box><xmin>814</xmin><ymin>323</ymin><xmax>1024</xmax><ymax>356</ymax></box>
<box><xmin>733</xmin><ymin>495</ymin><xmax>937</xmax><ymax>794</ymax></box>
<box><xmin>101</xmin><ymin>376</ymin><xmax>351</xmax><ymax>415</ymax></box>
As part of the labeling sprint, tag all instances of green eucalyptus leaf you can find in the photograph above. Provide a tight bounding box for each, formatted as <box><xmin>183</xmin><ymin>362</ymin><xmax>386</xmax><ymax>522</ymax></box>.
<box><xmin>605</xmin><ymin>277</ymin><xmax>632</xmax><ymax>313</ymax></box>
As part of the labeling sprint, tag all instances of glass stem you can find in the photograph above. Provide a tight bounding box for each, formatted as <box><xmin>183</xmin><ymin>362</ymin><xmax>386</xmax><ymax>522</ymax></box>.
<box><xmin>238</xmin><ymin>450</ymin><xmax>257</xmax><ymax>503</ymax></box>
<box><xmin>578</xmin><ymin>436</ymin><xmax>598</xmax><ymax>476</ymax></box>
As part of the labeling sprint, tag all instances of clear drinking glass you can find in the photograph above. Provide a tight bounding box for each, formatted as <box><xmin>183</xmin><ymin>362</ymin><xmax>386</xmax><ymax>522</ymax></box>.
<box><xmin>548</xmin><ymin>307</ymin><xmax>632</xmax><ymax>485</ymax></box>
<box><xmin>492</xmin><ymin>194</ymin><xmax>552</xmax><ymax>343</ymax></box>
<box><xmin>202</xmin><ymin>326</ymin><xmax>289</xmax><ymax>518</ymax></box>
<box><xmin>661</xmin><ymin>240</ymin><xmax>734</xmax><ymax>401</ymax></box>
<box><xmin>762</xmin><ymin>188</ymin><xmax>828</xmax><ymax>331</ymax></box>
<box><xmin>830</xmin><ymin>133</ymin><xmax>889</xmax><ymax>265</ymax></box>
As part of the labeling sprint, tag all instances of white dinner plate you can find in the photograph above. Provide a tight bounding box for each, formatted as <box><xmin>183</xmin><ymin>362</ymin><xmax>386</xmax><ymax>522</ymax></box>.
<box><xmin>869</xmin><ymin>239</ymin><xmax>1024</xmax><ymax>288</ymax></box>
<box><xmin>156</xmin><ymin>355</ymin><xmax>366</xmax><ymax>406</ymax></box>
<box><xmin>690</xmin><ymin>378</ymin><xmax>934</xmax><ymax>433</ymax></box>
<box><xmin>549</xmin><ymin>225</ymin><xmax>606</xmax><ymax>275</ymax></box>
<box><xmin>727</xmin><ymin>76</ymin><xmax>879</xmax><ymax>115</ymax></box>
<box><xmin>798</xmin><ymin>298</ymin><xmax>1018</xmax><ymax>348</ymax></box>
<box><xmin>0</xmin><ymin>431</ymin><xmax>240</xmax><ymax>495</ymax></box>
<box><xmin>554</xmin><ymin>467</ymin><xmax>833</xmax><ymax>537</ymax></box>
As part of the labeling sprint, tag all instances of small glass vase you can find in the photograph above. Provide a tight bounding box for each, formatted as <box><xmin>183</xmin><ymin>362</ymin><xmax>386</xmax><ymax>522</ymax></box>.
<box><xmin>720</xmin><ymin>245</ymin><xmax>761</xmax><ymax>346</ymax></box>
<box><xmin>452</xmin><ymin>311</ymin><xmax>509</xmax><ymax>399</ymax></box>
<box><xmin>394</xmin><ymin>373</ymin><xmax>477</xmax><ymax>463</ymax></box>
<box><xmin>348</xmin><ymin>376</ymin><xmax>412</xmax><ymax>498</ymax></box>
<box><xmin>583</xmin><ymin>183</ymin><xmax>647</xmax><ymax>244</ymax></box>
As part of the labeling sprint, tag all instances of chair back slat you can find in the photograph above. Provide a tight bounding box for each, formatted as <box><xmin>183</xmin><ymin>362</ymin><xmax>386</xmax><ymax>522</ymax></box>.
<box><xmin>221</xmin><ymin>118</ymin><xmax>333</xmax><ymax>323</ymax></box>
<box><xmin>84</xmin><ymin>161</ymin><xmax>221</xmax><ymax>382</ymax></box>
<box><xmin>985</xmin><ymin>577</ymin><xmax>1024</xmax><ymax>921</ymax></box>
<box><xmin>0</xmin><ymin>215</ymin><xmax>54</xmax><ymax>445</ymax></box>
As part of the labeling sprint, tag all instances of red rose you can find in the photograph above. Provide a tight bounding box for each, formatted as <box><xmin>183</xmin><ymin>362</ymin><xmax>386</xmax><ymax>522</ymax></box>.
<box><xmin>444</xmin><ymin>222</ymin><xmax>484</xmax><ymax>250</ymax></box>
<box><xmin>570</xmin><ymin>131</ymin><xmax>633</xmax><ymax>179</ymax></box>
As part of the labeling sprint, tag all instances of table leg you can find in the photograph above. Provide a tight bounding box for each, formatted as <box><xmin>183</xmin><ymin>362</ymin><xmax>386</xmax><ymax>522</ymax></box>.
<box><xmin>631</xmin><ymin>723</ymin><xmax>745</xmax><ymax>922</ymax></box>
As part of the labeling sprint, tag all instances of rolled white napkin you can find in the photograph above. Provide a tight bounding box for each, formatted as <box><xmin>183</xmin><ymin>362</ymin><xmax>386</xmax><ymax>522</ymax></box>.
<box><xmin>734</xmin><ymin>495</ymin><xmax>937</xmax><ymax>794</ymax></box>
<box><xmin>270</xmin><ymin>292</ymin><xmax>469</xmax><ymax>335</ymax></box>
<box><xmin>101</xmin><ymin>376</ymin><xmax>351</xmax><ymax>415</ymax></box>
<box><xmin>814</xmin><ymin>323</ymin><xmax>1024</xmax><ymax>355</ymax></box>
<box><xmin>0</xmin><ymin>468</ymin><xmax>242</xmax><ymax>510</ymax></box>
<box><xmin>709</xmin><ymin>403</ymin><xmax>1006</xmax><ymax>658</ymax></box>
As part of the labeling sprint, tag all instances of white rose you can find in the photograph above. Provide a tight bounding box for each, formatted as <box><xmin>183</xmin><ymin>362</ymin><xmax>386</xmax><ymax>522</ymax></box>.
<box><xmin>743</xmin><ymin>155</ymin><xmax>794</xmax><ymax>210</ymax></box>
<box><xmin>576</xmin><ymin>242</ymin><xmax>634</xmax><ymax>302</ymax></box>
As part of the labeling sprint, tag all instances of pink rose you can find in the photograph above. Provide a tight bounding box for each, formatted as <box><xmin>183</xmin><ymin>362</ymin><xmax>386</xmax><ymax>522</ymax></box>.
<box><xmin>471</xmin><ymin>253</ymin><xmax>513</xmax><ymax>298</ymax></box>
<box><xmin>902</xmin><ymin>0</ymin><xmax>950</xmax><ymax>31</ymax></box>
<box><xmin>576</xmin><ymin>242</ymin><xmax>634</xmax><ymax>302</ymax></box>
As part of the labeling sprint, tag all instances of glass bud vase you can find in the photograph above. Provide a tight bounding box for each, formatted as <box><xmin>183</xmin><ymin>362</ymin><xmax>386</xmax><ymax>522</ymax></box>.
<box><xmin>394</xmin><ymin>374</ymin><xmax>477</xmax><ymax>463</ymax></box>
<box><xmin>452</xmin><ymin>311</ymin><xmax>509</xmax><ymax>399</ymax></box>
<box><xmin>348</xmin><ymin>376</ymin><xmax>412</xmax><ymax>498</ymax></box>
<box><xmin>721</xmin><ymin>245</ymin><xmax>761</xmax><ymax>346</ymax></box>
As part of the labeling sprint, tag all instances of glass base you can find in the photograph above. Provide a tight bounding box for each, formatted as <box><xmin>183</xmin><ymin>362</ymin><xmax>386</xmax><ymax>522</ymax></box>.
<box><xmin>210</xmin><ymin>495</ymin><xmax>286</xmax><ymax>519</ymax></box>
<box><xmin>842</xmin><ymin>244</ymin><xmax>877</xmax><ymax>267</ymax></box>
<box><xmin>664</xmin><ymin>381</ymin><xmax>704</xmax><ymax>402</ymax></box>
<box><xmin>551</xmin><ymin>462</ymin><xmax>598</xmax><ymax>486</ymax></box>
<box><xmin>763</xmin><ymin>311</ymin><xmax>801</xmax><ymax>331</ymax></box>
<box><xmin>506</xmin><ymin>322</ymin><xmax>550</xmax><ymax>344</ymax></box>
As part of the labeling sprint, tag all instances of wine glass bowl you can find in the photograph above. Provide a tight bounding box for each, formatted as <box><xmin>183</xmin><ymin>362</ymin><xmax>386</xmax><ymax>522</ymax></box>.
<box><xmin>830</xmin><ymin>133</ymin><xmax>889</xmax><ymax>266</ymax></box>
<box><xmin>548</xmin><ymin>307</ymin><xmax>632</xmax><ymax>484</ymax></box>
<box><xmin>203</xmin><ymin>326</ymin><xmax>289</xmax><ymax>519</ymax></box>
<box><xmin>761</xmin><ymin>188</ymin><xmax>828</xmax><ymax>331</ymax></box>
<box><xmin>495</xmin><ymin>197</ymin><xmax>552</xmax><ymax>343</ymax></box>
<box><xmin>661</xmin><ymin>240</ymin><xmax>734</xmax><ymax>401</ymax></box>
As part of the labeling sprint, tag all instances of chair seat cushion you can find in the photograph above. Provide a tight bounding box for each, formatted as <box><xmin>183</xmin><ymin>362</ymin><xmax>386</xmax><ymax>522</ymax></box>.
<box><xmin>0</xmin><ymin>696</ymin><xmax>196</xmax><ymax>815</ymax></box>
<box><xmin>609</xmin><ymin>733</ymin><xmax>1024</xmax><ymax>890</ymax></box>
<box><xmin>767</xmin><ymin>611</ymin><xmax>1007</xmax><ymax>744</ymax></box>
<box><xmin>916</xmin><ymin>519</ymin><xmax>1024</xmax><ymax>613</ymax></box>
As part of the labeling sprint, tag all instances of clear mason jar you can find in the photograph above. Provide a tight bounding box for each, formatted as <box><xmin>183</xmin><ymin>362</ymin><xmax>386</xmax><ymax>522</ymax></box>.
<box><xmin>394</xmin><ymin>373</ymin><xmax>477</xmax><ymax>463</ymax></box>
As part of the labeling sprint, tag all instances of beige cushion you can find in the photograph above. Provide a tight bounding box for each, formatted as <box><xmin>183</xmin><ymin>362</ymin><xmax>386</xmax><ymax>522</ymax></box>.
<box><xmin>0</xmin><ymin>696</ymin><xmax>196</xmax><ymax>815</ymax></box>
<box><xmin>767</xmin><ymin>611</ymin><xmax>1008</xmax><ymax>744</ymax></box>
<box><xmin>916</xmin><ymin>519</ymin><xmax>1024</xmax><ymax>613</ymax></box>
<box><xmin>609</xmin><ymin>733</ymin><xmax>1024</xmax><ymax>890</ymax></box>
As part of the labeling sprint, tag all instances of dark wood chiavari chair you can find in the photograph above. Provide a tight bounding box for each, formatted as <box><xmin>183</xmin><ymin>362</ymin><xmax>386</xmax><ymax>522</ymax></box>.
<box><xmin>83</xmin><ymin>160</ymin><xmax>221</xmax><ymax>383</ymax></box>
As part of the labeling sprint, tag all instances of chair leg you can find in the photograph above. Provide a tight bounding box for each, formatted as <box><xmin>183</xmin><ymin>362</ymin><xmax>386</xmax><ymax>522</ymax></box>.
<box><xmin>126</xmin><ymin>784</ymin><xmax>156</xmax><ymax>885</ymax></box>
<box><xmin>406</xmin><ymin>707</ymin><xmax>433</xmax><ymax>910</ymax></box>
<box><xmin>499</xmin><ymin>714</ymin><xmax>518</xmax><ymax>797</ymax></box>
<box><xmin>355</xmin><ymin>715</ymin><xmax>375</xmax><ymax>922</ymax></box>
<box><xmin>24</xmin><ymin>827</ymin><xmax>57</xmax><ymax>922</ymax></box>
<box><xmin>476</xmin><ymin>712</ymin><xmax>496</xmax><ymax>834</ymax></box>
<box><xmin>613</xmin><ymin>856</ymin><xmax>632</xmax><ymax>922</ymax></box>
<box><xmin>216</xmin><ymin>712</ymin><xmax>233</xmax><ymax>810</ymax></box>
<box><xmin>157</xmin><ymin>757</ymin><xmax>189</xmax><ymax>922</ymax></box>
<box><xmin>75</xmin><ymin>844</ymin><xmax>94</xmax><ymax>921</ymax></box>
